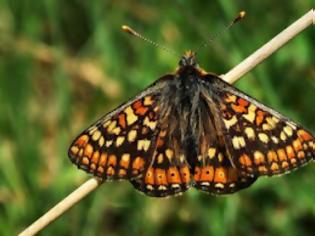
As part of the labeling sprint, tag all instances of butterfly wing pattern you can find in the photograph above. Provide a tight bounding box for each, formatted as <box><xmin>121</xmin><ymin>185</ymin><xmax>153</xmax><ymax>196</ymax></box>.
<box><xmin>68</xmin><ymin>50</ymin><xmax>315</xmax><ymax>197</ymax></box>
<box><xmin>130</xmin><ymin>126</ymin><xmax>192</xmax><ymax>197</ymax></box>
<box><xmin>191</xmin><ymin>92</ymin><xmax>258</xmax><ymax>194</ymax></box>
<box><xmin>211</xmin><ymin>78</ymin><xmax>315</xmax><ymax>177</ymax></box>
<box><xmin>68</xmin><ymin>80</ymin><xmax>166</xmax><ymax>181</ymax></box>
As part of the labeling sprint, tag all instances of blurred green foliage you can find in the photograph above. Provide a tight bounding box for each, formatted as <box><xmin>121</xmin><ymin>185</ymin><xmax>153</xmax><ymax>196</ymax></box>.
<box><xmin>0</xmin><ymin>0</ymin><xmax>315</xmax><ymax>235</ymax></box>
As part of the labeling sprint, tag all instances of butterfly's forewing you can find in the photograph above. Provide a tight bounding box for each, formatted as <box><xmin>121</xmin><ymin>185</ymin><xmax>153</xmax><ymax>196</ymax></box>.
<box><xmin>210</xmin><ymin>76</ymin><xmax>315</xmax><ymax>177</ymax></box>
<box><xmin>192</xmin><ymin>94</ymin><xmax>257</xmax><ymax>194</ymax></box>
<box><xmin>68</xmin><ymin>76</ymin><xmax>173</xmax><ymax>181</ymax></box>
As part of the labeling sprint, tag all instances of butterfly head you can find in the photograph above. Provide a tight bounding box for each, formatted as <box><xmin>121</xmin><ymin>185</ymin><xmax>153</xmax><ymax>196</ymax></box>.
<box><xmin>179</xmin><ymin>50</ymin><xmax>198</xmax><ymax>68</ymax></box>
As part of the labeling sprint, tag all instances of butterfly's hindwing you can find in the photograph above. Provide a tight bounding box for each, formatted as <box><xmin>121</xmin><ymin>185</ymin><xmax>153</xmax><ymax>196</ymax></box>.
<box><xmin>130</xmin><ymin>81</ymin><xmax>194</xmax><ymax>197</ymax></box>
<box><xmin>130</xmin><ymin>128</ymin><xmax>192</xmax><ymax>197</ymax></box>
<box><xmin>192</xmin><ymin>95</ymin><xmax>257</xmax><ymax>194</ymax></box>
<box><xmin>192</xmin><ymin>148</ymin><xmax>257</xmax><ymax>194</ymax></box>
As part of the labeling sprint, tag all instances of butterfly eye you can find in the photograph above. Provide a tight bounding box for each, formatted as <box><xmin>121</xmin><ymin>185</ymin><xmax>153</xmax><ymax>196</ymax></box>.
<box><xmin>179</xmin><ymin>56</ymin><xmax>197</xmax><ymax>67</ymax></box>
<box><xmin>179</xmin><ymin>56</ymin><xmax>187</xmax><ymax>67</ymax></box>
<box><xmin>188</xmin><ymin>57</ymin><xmax>197</xmax><ymax>66</ymax></box>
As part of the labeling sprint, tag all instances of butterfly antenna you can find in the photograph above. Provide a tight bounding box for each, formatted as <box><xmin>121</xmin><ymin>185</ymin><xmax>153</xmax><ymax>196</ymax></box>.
<box><xmin>122</xmin><ymin>25</ymin><xmax>180</xmax><ymax>57</ymax></box>
<box><xmin>196</xmin><ymin>10</ymin><xmax>246</xmax><ymax>51</ymax></box>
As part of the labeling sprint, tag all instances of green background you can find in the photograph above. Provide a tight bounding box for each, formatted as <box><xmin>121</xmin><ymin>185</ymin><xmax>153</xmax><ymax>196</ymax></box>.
<box><xmin>1</xmin><ymin>0</ymin><xmax>315</xmax><ymax>235</ymax></box>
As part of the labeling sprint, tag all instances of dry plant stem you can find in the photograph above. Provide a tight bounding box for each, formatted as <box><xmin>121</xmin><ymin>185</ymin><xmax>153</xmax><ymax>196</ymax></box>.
<box><xmin>222</xmin><ymin>9</ymin><xmax>314</xmax><ymax>84</ymax></box>
<box><xmin>18</xmin><ymin>178</ymin><xmax>102</xmax><ymax>236</ymax></box>
<box><xmin>19</xmin><ymin>9</ymin><xmax>315</xmax><ymax>236</ymax></box>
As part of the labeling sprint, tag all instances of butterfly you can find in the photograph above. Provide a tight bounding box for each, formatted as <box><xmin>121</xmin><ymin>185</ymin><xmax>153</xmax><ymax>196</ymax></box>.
<box><xmin>68</xmin><ymin>50</ymin><xmax>315</xmax><ymax>197</ymax></box>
